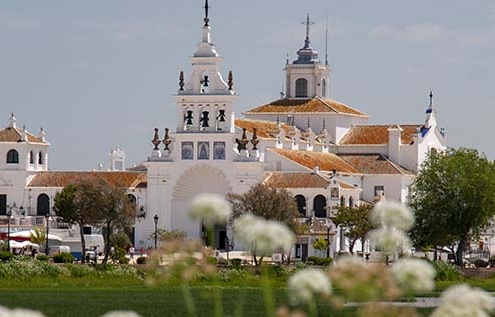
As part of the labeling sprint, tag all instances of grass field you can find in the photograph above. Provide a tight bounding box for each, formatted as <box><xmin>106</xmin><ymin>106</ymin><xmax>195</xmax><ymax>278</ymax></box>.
<box><xmin>0</xmin><ymin>286</ymin><xmax>435</xmax><ymax>317</ymax></box>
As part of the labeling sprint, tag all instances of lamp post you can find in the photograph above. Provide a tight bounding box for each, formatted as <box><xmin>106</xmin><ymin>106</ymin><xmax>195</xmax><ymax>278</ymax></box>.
<box><xmin>326</xmin><ymin>224</ymin><xmax>331</xmax><ymax>258</ymax></box>
<box><xmin>153</xmin><ymin>214</ymin><xmax>159</xmax><ymax>249</ymax></box>
<box><xmin>6</xmin><ymin>207</ymin><xmax>12</xmax><ymax>252</ymax></box>
<box><xmin>45</xmin><ymin>213</ymin><xmax>50</xmax><ymax>255</ymax></box>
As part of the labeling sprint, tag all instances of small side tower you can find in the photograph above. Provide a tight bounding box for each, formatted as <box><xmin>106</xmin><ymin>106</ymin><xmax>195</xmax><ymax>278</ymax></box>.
<box><xmin>284</xmin><ymin>13</ymin><xmax>330</xmax><ymax>99</ymax></box>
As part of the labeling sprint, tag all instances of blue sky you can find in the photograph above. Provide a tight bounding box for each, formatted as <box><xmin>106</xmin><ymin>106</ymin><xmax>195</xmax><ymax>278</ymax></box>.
<box><xmin>1</xmin><ymin>1</ymin><xmax>494</xmax><ymax>170</ymax></box>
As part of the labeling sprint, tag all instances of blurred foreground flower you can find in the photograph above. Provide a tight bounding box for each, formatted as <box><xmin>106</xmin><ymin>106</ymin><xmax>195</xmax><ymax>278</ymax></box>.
<box><xmin>391</xmin><ymin>258</ymin><xmax>436</xmax><ymax>293</ymax></box>
<box><xmin>189</xmin><ymin>193</ymin><xmax>232</xmax><ymax>227</ymax></box>
<box><xmin>430</xmin><ymin>284</ymin><xmax>494</xmax><ymax>317</ymax></box>
<box><xmin>288</xmin><ymin>268</ymin><xmax>332</xmax><ymax>305</ymax></box>
<box><xmin>0</xmin><ymin>306</ymin><xmax>46</xmax><ymax>317</ymax></box>
<box><xmin>370</xmin><ymin>200</ymin><xmax>414</xmax><ymax>231</ymax></box>
<box><xmin>234</xmin><ymin>214</ymin><xmax>295</xmax><ymax>256</ymax></box>
<box><xmin>367</xmin><ymin>226</ymin><xmax>411</xmax><ymax>254</ymax></box>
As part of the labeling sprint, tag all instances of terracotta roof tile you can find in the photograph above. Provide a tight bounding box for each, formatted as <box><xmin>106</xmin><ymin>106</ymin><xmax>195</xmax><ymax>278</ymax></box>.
<box><xmin>263</xmin><ymin>172</ymin><xmax>330</xmax><ymax>188</ymax></box>
<box><xmin>269</xmin><ymin>148</ymin><xmax>360</xmax><ymax>173</ymax></box>
<box><xmin>244</xmin><ymin>97</ymin><xmax>368</xmax><ymax>117</ymax></box>
<box><xmin>338</xmin><ymin>154</ymin><xmax>414</xmax><ymax>175</ymax></box>
<box><xmin>339</xmin><ymin>125</ymin><xmax>420</xmax><ymax>145</ymax></box>
<box><xmin>27</xmin><ymin>171</ymin><xmax>147</xmax><ymax>188</ymax></box>
<box><xmin>0</xmin><ymin>127</ymin><xmax>47</xmax><ymax>143</ymax></box>
<box><xmin>234</xmin><ymin>118</ymin><xmax>300</xmax><ymax>139</ymax></box>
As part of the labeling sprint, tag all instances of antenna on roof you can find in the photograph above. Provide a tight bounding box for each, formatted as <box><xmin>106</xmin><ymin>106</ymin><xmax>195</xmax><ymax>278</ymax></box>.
<box><xmin>429</xmin><ymin>91</ymin><xmax>433</xmax><ymax>106</ymax></box>
<box><xmin>325</xmin><ymin>16</ymin><xmax>329</xmax><ymax>66</ymax></box>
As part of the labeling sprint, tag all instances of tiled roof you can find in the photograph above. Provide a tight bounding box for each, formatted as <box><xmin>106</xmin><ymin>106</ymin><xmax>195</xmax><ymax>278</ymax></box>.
<box><xmin>234</xmin><ymin>118</ymin><xmax>300</xmax><ymax>139</ymax></box>
<box><xmin>263</xmin><ymin>172</ymin><xmax>330</xmax><ymax>188</ymax></box>
<box><xmin>244</xmin><ymin>97</ymin><xmax>368</xmax><ymax>117</ymax></box>
<box><xmin>27</xmin><ymin>171</ymin><xmax>147</xmax><ymax>188</ymax></box>
<box><xmin>338</xmin><ymin>124</ymin><xmax>420</xmax><ymax>145</ymax></box>
<box><xmin>338</xmin><ymin>154</ymin><xmax>414</xmax><ymax>175</ymax></box>
<box><xmin>338</xmin><ymin>181</ymin><xmax>358</xmax><ymax>189</ymax></box>
<box><xmin>269</xmin><ymin>148</ymin><xmax>360</xmax><ymax>173</ymax></box>
<box><xmin>0</xmin><ymin>127</ymin><xmax>47</xmax><ymax>143</ymax></box>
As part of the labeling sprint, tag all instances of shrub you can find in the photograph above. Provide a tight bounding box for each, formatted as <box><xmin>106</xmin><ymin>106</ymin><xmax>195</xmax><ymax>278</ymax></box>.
<box><xmin>430</xmin><ymin>260</ymin><xmax>462</xmax><ymax>281</ymax></box>
<box><xmin>474</xmin><ymin>259</ymin><xmax>489</xmax><ymax>268</ymax></box>
<box><xmin>306</xmin><ymin>256</ymin><xmax>332</xmax><ymax>266</ymax></box>
<box><xmin>36</xmin><ymin>254</ymin><xmax>49</xmax><ymax>262</ymax></box>
<box><xmin>53</xmin><ymin>252</ymin><xmax>74</xmax><ymax>263</ymax></box>
<box><xmin>0</xmin><ymin>251</ymin><xmax>13</xmax><ymax>262</ymax></box>
<box><xmin>206</xmin><ymin>256</ymin><xmax>217</xmax><ymax>265</ymax></box>
<box><xmin>231</xmin><ymin>258</ymin><xmax>242</xmax><ymax>268</ymax></box>
<box><xmin>136</xmin><ymin>256</ymin><xmax>147</xmax><ymax>265</ymax></box>
<box><xmin>217</xmin><ymin>258</ymin><xmax>229</xmax><ymax>265</ymax></box>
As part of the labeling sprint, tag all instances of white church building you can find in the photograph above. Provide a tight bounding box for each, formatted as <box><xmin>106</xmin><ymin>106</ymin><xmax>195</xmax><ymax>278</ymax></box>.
<box><xmin>0</xmin><ymin>3</ymin><xmax>446</xmax><ymax>260</ymax></box>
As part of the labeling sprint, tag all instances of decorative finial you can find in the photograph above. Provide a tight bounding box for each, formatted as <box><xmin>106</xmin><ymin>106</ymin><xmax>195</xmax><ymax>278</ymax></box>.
<box><xmin>307</xmin><ymin>118</ymin><xmax>310</xmax><ymax>129</ymax></box>
<box><xmin>179</xmin><ymin>71</ymin><xmax>184</xmax><ymax>91</ymax></box>
<box><xmin>251</xmin><ymin>128</ymin><xmax>259</xmax><ymax>150</ymax></box>
<box><xmin>162</xmin><ymin>128</ymin><xmax>171</xmax><ymax>150</ymax></box>
<box><xmin>228</xmin><ymin>70</ymin><xmax>233</xmax><ymax>90</ymax></box>
<box><xmin>151</xmin><ymin>128</ymin><xmax>161</xmax><ymax>150</ymax></box>
<box><xmin>429</xmin><ymin>91</ymin><xmax>433</xmax><ymax>106</ymax></box>
<box><xmin>203</xmin><ymin>0</ymin><xmax>210</xmax><ymax>27</ymax></box>
<box><xmin>302</xmin><ymin>13</ymin><xmax>314</xmax><ymax>49</ymax></box>
<box><xmin>286</xmin><ymin>52</ymin><xmax>289</xmax><ymax>65</ymax></box>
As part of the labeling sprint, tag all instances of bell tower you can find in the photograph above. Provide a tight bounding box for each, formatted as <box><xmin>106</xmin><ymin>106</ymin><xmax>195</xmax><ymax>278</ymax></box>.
<box><xmin>175</xmin><ymin>0</ymin><xmax>236</xmax><ymax>135</ymax></box>
<box><xmin>284</xmin><ymin>13</ymin><xmax>330</xmax><ymax>99</ymax></box>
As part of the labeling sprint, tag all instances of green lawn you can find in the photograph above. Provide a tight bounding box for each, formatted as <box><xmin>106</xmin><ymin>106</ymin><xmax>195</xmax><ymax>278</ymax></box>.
<box><xmin>0</xmin><ymin>286</ymin><xmax>435</xmax><ymax>317</ymax></box>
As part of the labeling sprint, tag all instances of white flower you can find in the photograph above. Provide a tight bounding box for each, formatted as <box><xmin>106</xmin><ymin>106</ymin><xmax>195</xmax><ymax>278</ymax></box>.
<box><xmin>234</xmin><ymin>214</ymin><xmax>295</xmax><ymax>256</ymax></box>
<box><xmin>391</xmin><ymin>258</ymin><xmax>436</xmax><ymax>293</ymax></box>
<box><xmin>0</xmin><ymin>306</ymin><xmax>46</xmax><ymax>317</ymax></box>
<box><xmin>367</xmin><ymin>226</ymin><xmax>411</xmax><ymax>254</ymax></box>
<box><xmin>100</xmin><ymin>311</ymin><xmax>142</xmax><ymax>317</ymax></box>
<box><xmin>189</xmin><ymin>193</ymin><xmax>232</xmax><ymax>228</ymax></box>
<box><xmin>288</xmin><ymin>268</ymin><xmax>332</xmax><ymax>304</ymax></box>
<box><xmin>430</xmin><ymin>284</ymin><xmax>494</xmax><ymax>317</ymax></box>
<box><xmin>370</xmin><ymin>200</ymin><xmax>414</xmax><ymax>231</ymax></box>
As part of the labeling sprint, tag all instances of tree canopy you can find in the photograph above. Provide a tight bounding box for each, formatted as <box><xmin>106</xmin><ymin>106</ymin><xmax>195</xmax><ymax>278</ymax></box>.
<box><xmin>227</xmin><ymin>183</ymin><xmax>301</xmax><ymax>234</ymax></box>
<box><xmin>333</xmin><ymin>204</ymin><xmax>375</xmax><ymax>254</ymax></box>
<box><xmin>409</xmin><ymin>148</ymin><xmax>495</xmax><ymax>266</ymax></box>
<box><xmin>54</xmin><ymin>177</ymin><xmax>135</xmax><ymax>264</ymax></box>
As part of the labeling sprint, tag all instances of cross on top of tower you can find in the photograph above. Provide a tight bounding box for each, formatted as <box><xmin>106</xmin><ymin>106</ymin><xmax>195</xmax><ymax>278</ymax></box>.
<box><xmin>302</xmin><ymin>13</ymin><xmax>314</xmax><ymax>49</ymax></box>
<box><xmin>203</xmin><ymin>0</ymin><xmax>210</xmax><ymax>26</ymax></box>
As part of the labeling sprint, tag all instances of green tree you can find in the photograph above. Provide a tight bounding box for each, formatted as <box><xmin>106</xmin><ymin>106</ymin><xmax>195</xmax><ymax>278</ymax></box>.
<box><xmin>110</xmin><ymin>231</ymin><xmax>132</xmax><ymax>250</ymax></box>
<box><xmin>312</xmin><ymin>238</ymin><xmax>328</xmax><ymax>257</ymax></box>
<box><xmin>409</xmin><ymin>148</ymin><xmax>495</xmax><ymax>267</ymax></box>
<box><xmin>333</xmin><ymin>204</ymin><xmax>374</xmax><ymax>254</ymax></box>
<box><xmin>97</xmin><ymin>182</ymin><xmax>136</xmax><ymax>264</ymax></box>
<box><xmin>54</xmin><ymin>181</ymin><xmax>101</xmax><ymax>264</ymax></box>
<box><xmin>29</xmin><ymin>227</ymin><xmax>47</xmax><ymax>252</ymax></box>
<box><xmin>227</xmin><ymin>183</ymin><xmax>300</xmax><ymax>265</ymax></box>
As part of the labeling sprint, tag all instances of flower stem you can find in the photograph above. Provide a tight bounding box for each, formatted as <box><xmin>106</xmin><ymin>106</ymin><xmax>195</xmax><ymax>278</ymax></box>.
<box><xmin>308</xmin><ymin>300</ymin><xmax>317</xmax><ymax>317</ymax></box>
<box><xmin>181</xmin><ymin>283</ymin><xmax>197</xmax><ymax>317</ymax></box>
<box><xmin>261</xmin><ymin>267</ymin><xmax>274</xmax><ymax>316</ymax></box>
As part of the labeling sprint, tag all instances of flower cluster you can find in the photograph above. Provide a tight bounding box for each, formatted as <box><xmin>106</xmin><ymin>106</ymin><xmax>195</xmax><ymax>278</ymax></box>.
<box><xmin>233</xmin><ymin>214</ymin><xmax>295</xmax><ymax>256</ymax></box>
<box><xmin>189</xmin><ymin>193</ymin><xmax>232</xmax><ymax>228</ymax></box>
<box><xmin>391</xmin><ymin>258</ymin><xmax>436</xmax><ymax>293</ymax></box>
<box><xmin>430</xmin><ymin>284</ymin><xmax>495</xmax><ymax>317</ymax></box>
<box><xmin>367</xmin><ymin>199</ymin><xmax>413</xmax><ymax>254</ymax></box>
<box><xmin>288</xmin><ymin>268</ymin><xmax>332</xmax><ymax>305</ymax></box>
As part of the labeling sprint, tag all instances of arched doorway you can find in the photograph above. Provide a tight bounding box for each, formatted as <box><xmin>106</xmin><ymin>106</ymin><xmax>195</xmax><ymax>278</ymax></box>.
<box><xmin>37</xmin><ymin>194</ymin><xmax>50</xmax><ymax>216</ymax></box>
<box><xmin>172</xmin><ymin>165</ymin><xmax>232</xmax><ymax>249</ymax></box>
<box><xmin>295</xmin><ymin>195</ymin><xmax>306</xmax><ymax>217</ymax></box>
<box><xmin>313</xmin><ymin>195</ymin><xmax>327</xmax><ymax>218</ymax></box>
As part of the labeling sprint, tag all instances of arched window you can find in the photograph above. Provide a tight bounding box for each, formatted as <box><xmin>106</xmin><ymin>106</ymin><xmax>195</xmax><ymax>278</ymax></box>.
<box><xmin>321</xmin><ymin>79</ymin><xmax>327</xmax><ymax>97</ymax></box>
<box><xmin>6</xmin><ymin>149</ymin><xmax>19</xmax><ymax>164</ymax></box>
<box><xmin>349</xmin><ymin>196</ymin><xmax>354</xmax><ymax>208</ymax></box>
<box><xmin>37</xmin><ymin>194</ymin><xmax>50</xmax><ymax>216</ymax></box>
<box><xmin>313</xmin><ymin>195</ymin><xmax>327</xmax><ymax>218</ymax></box>
<box><xmin>127</xmin><ymin>194</ymin><xmax>137</xmax><ymax>206</ymax></box>
<box><xmin>29</xmin><ymin>151</ymin><xmax>34</xmax><ymax>164</ymax></box>
<box><xmin>295</xmin><ymin>78</ymin><xmax>308</xmax><ymax>98</ymax></box>
<box><xmin>295</xmin><ymin>195</ymin><xmax>307</xmax><ymax>217</ymax></box>
<box><xmin>340</xmin><ymin>195</ymin><xmax>345</xmax><ymax>207</ymax></box>
<box><xmin>38</xmin><ymin>152</ymin><xmax>43</xmax><ymax>165</ymax></box>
